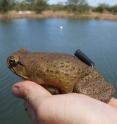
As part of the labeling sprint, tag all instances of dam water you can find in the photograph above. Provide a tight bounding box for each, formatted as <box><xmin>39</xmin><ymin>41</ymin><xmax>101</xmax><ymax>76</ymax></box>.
<box><xmin>0</xmin><ymin>18</ymin><xmax>117</xmax><ymax>124</ymax></box>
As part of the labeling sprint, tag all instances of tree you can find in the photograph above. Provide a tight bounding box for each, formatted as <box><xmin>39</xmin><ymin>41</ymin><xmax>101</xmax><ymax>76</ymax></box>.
<box><xmin>0</xmin><ymin>0</ymin><xmax>9</xmax><ymax>12</ymax></box>
<box><xmin>0</xmin><ymin>0</ymin><xmax>14</xmax><ymax>12</ymax></box>
<box><xmin>66</xmin><ymin>0</ymin><xmax>89</xmax><ymax>13</ymax></box>
<box><xmin>67</xmin><ymin>0</ymin><xmax>87</xmax><ymax>6</ymax></box>
<box><xmin>93</xmin><ymin>3</ymin><xmax>110</xmax><ymax>13</ymax></box>
<box><xmin>32</xmin><ymin>0</ymin><xmax>48</xmax><ymax>13</ymax></box>
<box><xmin>110</xmin><ymin>5</ymin><xmax>117</xmax><ymax>14</ymax></box>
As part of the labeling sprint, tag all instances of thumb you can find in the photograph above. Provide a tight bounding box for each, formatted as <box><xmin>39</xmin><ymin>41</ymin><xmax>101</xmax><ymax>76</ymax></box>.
<box><xmin>12</xmin><ymin>81</ymin><xmax>51</xmax><ymax>110</ymax></box>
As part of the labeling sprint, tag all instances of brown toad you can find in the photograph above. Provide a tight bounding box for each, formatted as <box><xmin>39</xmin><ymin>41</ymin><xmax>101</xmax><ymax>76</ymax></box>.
<box><xmin>7</xmin><ymin>48</ymin><xmax>114</xmax><ymax>103</ymax></box>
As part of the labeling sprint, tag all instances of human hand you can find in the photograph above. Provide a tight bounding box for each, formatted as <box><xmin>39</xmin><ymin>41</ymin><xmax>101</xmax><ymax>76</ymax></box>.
<box><xmin>12</xmin><ymin>81</ymin><xmax>117</xmax><ymax>124</ymax></box>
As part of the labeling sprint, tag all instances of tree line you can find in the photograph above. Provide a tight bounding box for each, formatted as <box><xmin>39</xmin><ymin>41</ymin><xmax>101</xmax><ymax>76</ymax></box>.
<box><xmin>0</xmin><ymin>0</ymin><xmax>117</xmax><ymax>14</ymax></box>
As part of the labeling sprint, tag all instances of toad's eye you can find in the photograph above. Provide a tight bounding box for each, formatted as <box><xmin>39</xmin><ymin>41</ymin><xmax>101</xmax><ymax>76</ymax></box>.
<box><xmin>7</xmin><ymin>56</ymin><xmax>19</xmax><ymax>66</ymax></box>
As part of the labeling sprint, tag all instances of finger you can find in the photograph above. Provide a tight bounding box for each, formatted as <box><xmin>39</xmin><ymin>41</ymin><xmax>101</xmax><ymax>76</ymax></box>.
<box><xmin>12</xmin><ymin>81</ymin><xmax>51</xmax><ymax>110</ymax></box>
<box><xmin>109</xmin><ymin>98</ymin><xmax>117</xmax><ymax>107</ymax></box>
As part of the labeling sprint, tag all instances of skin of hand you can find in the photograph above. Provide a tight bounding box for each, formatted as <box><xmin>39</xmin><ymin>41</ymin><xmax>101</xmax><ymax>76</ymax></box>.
<box><xmin>12</xmin><ymin>81</ymin><xmax>117</xmax><ymax>124</ymax></box>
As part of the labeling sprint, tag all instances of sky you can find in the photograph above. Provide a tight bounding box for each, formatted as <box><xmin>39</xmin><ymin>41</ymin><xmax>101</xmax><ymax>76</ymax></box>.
<box><xmin>48</xmin><ymin>0</ymin><xmax>117</xmax><ymax>6</ymax></box>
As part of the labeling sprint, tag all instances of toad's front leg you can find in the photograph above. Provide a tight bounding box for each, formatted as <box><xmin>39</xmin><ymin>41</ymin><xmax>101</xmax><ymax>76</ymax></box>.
<box><xmin>42</xmin><ymin>85</ymin><xmax>61</xmax><ymax>95</ymax></box>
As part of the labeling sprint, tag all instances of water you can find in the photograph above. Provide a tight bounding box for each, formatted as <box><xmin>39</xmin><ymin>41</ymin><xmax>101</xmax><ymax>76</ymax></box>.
<box><xmin>0</xmin><ymin>18</ymin><xmax>117</xmax><ymax>124</ymax></box>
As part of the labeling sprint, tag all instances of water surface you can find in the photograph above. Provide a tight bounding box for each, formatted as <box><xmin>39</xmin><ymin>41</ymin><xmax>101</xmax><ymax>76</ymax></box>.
<box><xmin>0</xmin><ymin>18</ymin><xmax>117</xmax><ymax>124</ymax></box>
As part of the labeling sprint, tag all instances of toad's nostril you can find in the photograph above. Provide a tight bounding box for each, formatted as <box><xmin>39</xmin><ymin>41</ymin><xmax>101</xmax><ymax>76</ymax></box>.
<box><xmin>7</xmin><ymin>56</ymin><xmax>13</xmax><ymax>62</ymax></box>
<box><xmin>7</xmin><ymin>56</ymin><xmax>14</xmax><ymax>61</ymax></box>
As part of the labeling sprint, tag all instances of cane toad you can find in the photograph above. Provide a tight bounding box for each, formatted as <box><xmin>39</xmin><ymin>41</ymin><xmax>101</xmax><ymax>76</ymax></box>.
<box><xmin>7</xmin><ymin>48</ymin><xmax>114</xmax><ymax>103</ymax></box>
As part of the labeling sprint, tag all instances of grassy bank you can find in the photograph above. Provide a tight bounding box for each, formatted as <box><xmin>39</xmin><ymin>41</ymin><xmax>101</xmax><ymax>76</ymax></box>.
<box><xmin>0</xmin><ymin>10</ymin><xmax>117</xmax><ymax>20</ymax></box>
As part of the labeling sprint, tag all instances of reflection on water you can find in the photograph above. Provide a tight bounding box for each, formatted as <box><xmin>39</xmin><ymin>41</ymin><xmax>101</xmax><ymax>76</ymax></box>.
<box><xmin>0</xmin><ymin>19</ymin><xmax>117</xmax><ymax>124</ymax></box>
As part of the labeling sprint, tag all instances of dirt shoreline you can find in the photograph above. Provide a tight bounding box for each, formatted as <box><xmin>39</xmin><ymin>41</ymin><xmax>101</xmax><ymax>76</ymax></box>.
<box><xmin>0</xmin><ymin>10</ymin><xmax>117</xmax><ymax>21</ymax></box>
